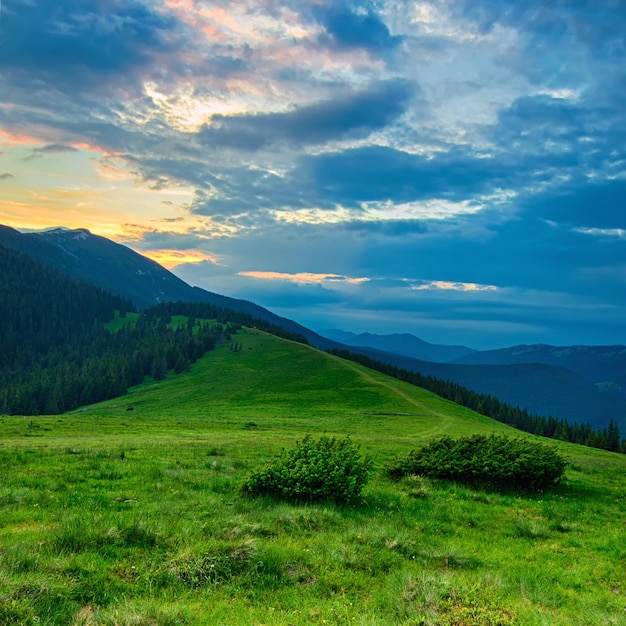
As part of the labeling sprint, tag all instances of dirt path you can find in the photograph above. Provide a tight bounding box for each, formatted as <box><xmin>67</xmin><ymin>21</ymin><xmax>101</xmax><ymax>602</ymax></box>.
<box><xmin>343</xmin><ymin>360</ymin><xmax>455</xmax><ymax>438</ymax></box>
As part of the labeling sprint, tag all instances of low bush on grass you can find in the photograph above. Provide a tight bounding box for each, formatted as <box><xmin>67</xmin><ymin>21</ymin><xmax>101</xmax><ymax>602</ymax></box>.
<box><xmin>387</xmin><ymin>434</ymin><xmax>567</xmax><ymax>491</ymax></box>
<box><xmin>242</xmin><ymin>434</ymin><xmax>372</xmax><ymax>503</ymax></box>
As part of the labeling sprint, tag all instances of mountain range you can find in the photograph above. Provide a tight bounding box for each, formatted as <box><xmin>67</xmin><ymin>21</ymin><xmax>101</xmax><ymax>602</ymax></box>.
<box><xmin>319</xmin><ymin>329</ymin><xmax>476</xmax><ymax>363</ymax></box>
<box><xmin>1</xmin><ymin>224</ymin><xmax>625</xmax><ymax>431</ymax></box>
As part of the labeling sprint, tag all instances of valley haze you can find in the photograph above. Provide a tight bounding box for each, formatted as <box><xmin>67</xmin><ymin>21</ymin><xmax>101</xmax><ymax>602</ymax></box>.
<box><xmin>1</xmin><ymin>0</ymin><xmax>625</xmax><ymax>350</ymax></box>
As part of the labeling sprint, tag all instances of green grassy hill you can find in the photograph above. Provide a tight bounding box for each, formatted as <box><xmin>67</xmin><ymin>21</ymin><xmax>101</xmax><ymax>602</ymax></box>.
<box><xmin>1</xmin><ymin>329</ymin><xmax>625</xmax><ymax>625</ymax></box>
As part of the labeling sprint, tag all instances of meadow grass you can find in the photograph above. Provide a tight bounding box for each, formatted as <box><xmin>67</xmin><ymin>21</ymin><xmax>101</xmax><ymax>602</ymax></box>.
<box><xmin>0</xmin><ymin>329</ymin><xmax>625</xmax><ymax>624</ymax></box>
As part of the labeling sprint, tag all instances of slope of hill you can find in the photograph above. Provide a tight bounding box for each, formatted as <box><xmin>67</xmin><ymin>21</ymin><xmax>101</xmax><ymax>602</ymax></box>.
<box><xmin>1</xmin><ymin>330</ymin><xmax>624</xmax><ymax>625</ymax></box>
<box><xmin>106</xmin><ymin>328</ymin><xmax>502</xmax><ymax>440</ymax></box>
<box><xmin>0</xmin><ymin>225</ymin><xmax>340</xmax><ymax>351</ymax></box>
<box><xmin>454</xmin><ymin>343</ymin><xmax>626</xmax><ymax>400</ymax></box>
<box><xmin>320</xmin><ymin>329</ymin><xmax>476</xmax><ymax>362</ymax></box>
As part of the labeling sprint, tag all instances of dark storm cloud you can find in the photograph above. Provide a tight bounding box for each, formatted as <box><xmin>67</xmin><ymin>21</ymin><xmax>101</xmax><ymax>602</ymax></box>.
<box><xmin>313</xmin><ymin>5</ymin><xmax>403</xmax><ymax>52</ymax></box>
<box><xmin>198</xmin><ymin>80</ymin><xmax>414</xmax><ymax>151</ymax></box>
<box><xmin>0</xmin><ymin>0</ymin><xmax>177</xmax><ymax>94</ymax></box>
<box><xmin>302</xmin><ymin>146</ymin><xmax>520</xmax><ymax>206</ymax></box>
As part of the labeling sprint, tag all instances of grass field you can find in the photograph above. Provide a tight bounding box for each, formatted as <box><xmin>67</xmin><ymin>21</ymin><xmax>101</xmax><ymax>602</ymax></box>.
<box><xmin>1</xmin><ymin>328</ymin><xmax>625</xmax><ymax>624</ymax></box>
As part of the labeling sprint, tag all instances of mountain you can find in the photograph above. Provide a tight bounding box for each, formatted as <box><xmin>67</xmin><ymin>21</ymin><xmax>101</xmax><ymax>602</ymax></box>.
<box><xmin>453</xmin><ymin>344</ymin><xmax>626</xmax><ymax>400</ymax></box>
<box><xmin>0</xmin><ymin>225</ymin><xmax>196</xmax><ymax>307</ymax></box>
<box><xmin>0</xmin><ymin>225</ymin><xmax>340</xmax><ymax>351</ymax></box>
<box><xmin>319</xmin><ymin>329</ymin><xmax>476</xmax><ymax>362</ymax></box>
<box><xmin>346</xmin><ymin>346</ymin><xmax>626</xmax><ymax>432</ymax></box>
<box><xmin>3</xmin><ymin>223</ymin><xmax>624</xmax><ymax>432</ymax></box>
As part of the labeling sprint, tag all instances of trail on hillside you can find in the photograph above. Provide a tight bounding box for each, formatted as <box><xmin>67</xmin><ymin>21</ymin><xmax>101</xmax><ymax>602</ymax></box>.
<box><xmin>341</xmin><ymin>359</ymin><xmax>455</xmax><ymax>438</ymax></box>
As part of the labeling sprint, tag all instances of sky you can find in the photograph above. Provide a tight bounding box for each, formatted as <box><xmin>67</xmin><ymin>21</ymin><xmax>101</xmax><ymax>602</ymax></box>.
<box><xmin>1</xmin><ymin>0</ymin><xmax>625</xmax><ymax>350</ymax></box>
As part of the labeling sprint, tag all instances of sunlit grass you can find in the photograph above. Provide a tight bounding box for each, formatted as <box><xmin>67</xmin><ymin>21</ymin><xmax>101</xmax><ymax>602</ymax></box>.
<box><xmin>1</xmin><ymin>329</ymin><xmax>625</xmax><ymax>624</ymax></box>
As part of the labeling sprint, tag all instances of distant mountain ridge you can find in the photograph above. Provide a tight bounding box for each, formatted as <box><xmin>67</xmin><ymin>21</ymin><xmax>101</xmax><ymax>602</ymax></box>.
<box><xmin>0</xmin><ymin>225</ymin><xmax>341</xmax><ymax>351</ymax></box>
<box><xmin>319</xmin><ymin>329</ymin><xmax>476</xmax><ymax>363</ymax></box>
<box><xmin>453</xmin><ymin>344</ymin><xmax>626</xmax><ymax>400</ymax></box>
<box><xmin>346</xmin><ymin>345</ymin><xmax>626</xmax><ymax>431</ymax></box>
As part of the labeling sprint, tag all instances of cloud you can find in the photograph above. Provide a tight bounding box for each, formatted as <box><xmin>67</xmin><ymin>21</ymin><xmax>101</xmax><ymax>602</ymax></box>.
<box><xmin>198</xmin><ymin>80</ymin><xmax>414</xmax><ymax>150</ymax></box>
<box><xmin>24</xmin><ymin>143</ymin><xmax>80</xmax><ymax>162</ymax></box>
<box><xmin>413</xmin><ymin>280</ymin><xmax>498</xmax><ymax>292</ymax></box>
<box><xmin>2</xmin><ymin>0</ymin><xmax>626</xmax><ymax>349</ymax></box>
<box><xmin>492</xmin><ymin>93</ymin><xmax>626</xmax><ymax>173</ymax></box>
<box><xmin>522</xmin><ymin>180</ymin><xmax>626</xmax><ymax>231</ymax></box>
<box><xmin>173</xmin><ymin>246</ymin><xmax>622</xmax><ymax>348</ymax></box>
<box><xmin>143</xmin><ymin>249</ymin><xmax>219</xmax><ymax>269</ymax></box>
<box><xmin>176</xmin><ymin>141</ymin><xmax>520</xmax><ymax>219</ymax></box>
<box><xmin>35</xmin><ymin>144</ymin><xmax>79</xmax><ymax>154</ymax></box>
<box><xmin>301</xmin><ymin>145</ymin><xmax>520</xmax><ymax>207</ymax></box>
<box><xmin>573</xmin><ymin>228</ymin><xmax>626</xmax><ymax>239</ymax></box>
<box><xmin>314</xmin><ymin>5</ymin><xmax>403</xmax><ymax>52</ymax></box>
<box><xmin>0</xmin><ymin>0</ymin><xmax>178</xmax><ymax>95</ymax></box>
<box><xmin>454</xmin><ymin>0</ymin><xmax>626</xmax><ymax>61</ymax></box>
<box><xmin>238</xmin><ymin>271</ymin><xmax>370</xmax><ymax>286</ymax></box>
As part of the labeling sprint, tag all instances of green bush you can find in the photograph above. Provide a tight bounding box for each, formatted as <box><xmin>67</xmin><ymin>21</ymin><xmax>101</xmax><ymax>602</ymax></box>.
<box><xmin>242</xmin><ymin>435</ymin><xmax>372</xmax><ymax>503</ymax></box>
<box><xmin>387</xmin><ymin>434</ymin><xmax>567</xmax><ymax>491</ymax></box>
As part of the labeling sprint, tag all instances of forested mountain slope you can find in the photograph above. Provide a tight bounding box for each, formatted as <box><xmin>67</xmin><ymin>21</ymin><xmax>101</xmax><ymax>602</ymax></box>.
<box><xmin>0</xmin><ymin>225</ymin><xmax>198</xmax><ymax>308</ymax></box>
<box><xmin>454</xmin><ymin>344</ymin><xmax>626</xmax><ymax>400</ymax></box>
<box><xmin>0</xmin><ymin>225</ymin><xmax>340</xmax><ymax>351</ymax></box>
<box><xmin>0</xmin><ymin>244</ymin><xmax>226</xmax><ymax>415</ymax></box>
<box><xmin>0</xmin><ymin>242</ymin><xmax>133</xmax><ymax>374</ymax></box>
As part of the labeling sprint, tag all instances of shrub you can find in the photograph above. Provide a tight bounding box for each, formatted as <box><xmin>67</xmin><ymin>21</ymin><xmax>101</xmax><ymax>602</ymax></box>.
<box><xmin>242</xmin><ymin>434</ymin><xmax>372</xmax><ymax>503</ymax></box>
<box><xmin>387</xmin><ymin>434</ymin><xmax>567</xmax><ymax>491</ymax></box>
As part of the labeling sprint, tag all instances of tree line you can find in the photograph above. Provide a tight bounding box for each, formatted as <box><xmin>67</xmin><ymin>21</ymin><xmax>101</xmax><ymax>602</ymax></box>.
<box><xmin>145</xmin><ymin>301</ymin><xmax>309</xmax><ymax>345</ymax></box>
<box><xmin>329</xmin><ymin>348</ymin><xmax>625</xmax><ymax>454</ymax></box>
